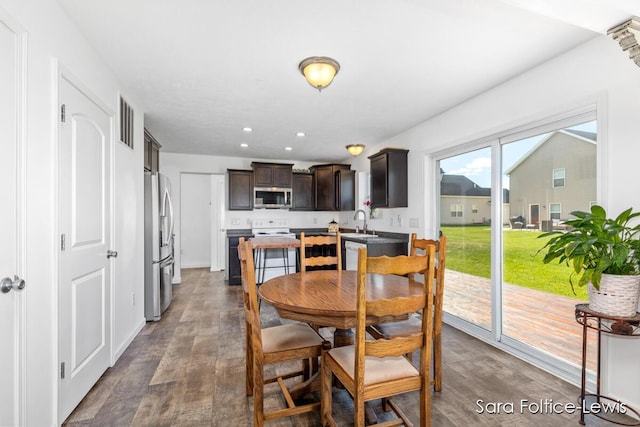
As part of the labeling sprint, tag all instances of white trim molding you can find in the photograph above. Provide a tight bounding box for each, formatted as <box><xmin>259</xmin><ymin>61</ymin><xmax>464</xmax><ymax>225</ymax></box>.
<box><xmin>608</xmin><ymin>17</ymin><xmax>640</xmax><ymax>67</ymax></box>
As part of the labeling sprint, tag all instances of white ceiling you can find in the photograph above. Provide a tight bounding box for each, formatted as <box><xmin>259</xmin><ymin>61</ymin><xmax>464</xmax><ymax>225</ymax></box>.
<box><xmin>56</xmin><ymin>0</ymin><xmax>638</xmax><ymax>163</ymax></box>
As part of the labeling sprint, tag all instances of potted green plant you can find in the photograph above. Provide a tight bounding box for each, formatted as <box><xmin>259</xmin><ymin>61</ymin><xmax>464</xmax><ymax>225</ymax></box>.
<box><xmin>538</xmin><ymin>205</ymin><xmax>640</xmax><ymax>317</ymax></box>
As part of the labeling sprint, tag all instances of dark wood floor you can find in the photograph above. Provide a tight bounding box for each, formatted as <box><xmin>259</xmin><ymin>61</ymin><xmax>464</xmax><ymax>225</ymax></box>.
<box><xmin>63</xmin><ymin>268</ymin><xmax>620</xmax><ymax>426</ymax></box>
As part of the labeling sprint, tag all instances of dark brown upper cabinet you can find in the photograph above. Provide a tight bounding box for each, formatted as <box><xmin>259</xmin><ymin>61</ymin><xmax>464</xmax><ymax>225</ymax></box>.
<box><xmin>251</xmin><ymin>162</ymin><xmax>293</xmax><ymax>187</ymax></box>
<box><xmin>144</xmin><ymin>129</ymin><xmax>160</xmax><ymax>172</ymax></box>
<box><xmin>311</xmin><ymin>164</ymin><xmax>353</xmax><ymax>211</ymax></box>
<box><xmin>291</xmin><ymin>172</ymin><xmax>314</xmax><ymax>210</ymax></box>
<box><xmin>227</xmin><ymin>169</ymin><xmax>253</xmax><ymax>210</ymax></box>
<box><xmin>369</xmin><ymin>148</ymin><xmax>409</xmax><ymax>208</ymax></box>
<box><xmin>335</xmin><ymin>169</ymin><xmax>355</xmax><ymax>211</ymax></box>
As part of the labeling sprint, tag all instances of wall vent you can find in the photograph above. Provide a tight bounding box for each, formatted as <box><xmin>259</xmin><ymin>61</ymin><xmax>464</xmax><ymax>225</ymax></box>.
<box><xmin>119</xmin><ymin>95</ymin><xmax>134</xmax><ymax>149</ymax></box>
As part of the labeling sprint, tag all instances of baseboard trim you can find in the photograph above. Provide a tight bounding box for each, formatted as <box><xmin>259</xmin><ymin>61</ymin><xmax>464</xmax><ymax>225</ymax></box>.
<box><xmin>112</xmin><ymin>317</ymin><xmax>145</xmax><ymax>364</ymax></box>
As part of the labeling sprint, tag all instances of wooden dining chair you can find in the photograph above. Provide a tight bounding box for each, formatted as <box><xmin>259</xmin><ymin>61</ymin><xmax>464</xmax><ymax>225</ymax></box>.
<box><xmin>238</xmin><ymin>238</ymin><xmax>329</xmax><ymax>427</ymax></box>
<box><xmin>366</xmin><ymin>233</ymin><xmax>447</xmax><ymax>392</ymax></box>
<box><xmin>299</xmin><ymin>232</ymin><xmax>342</xmax><ymax>271</ymax></box>
<box><xmin>321</xmin><ymin>246</ymin><xmax>436</xmax><ymax>427</ymax></box>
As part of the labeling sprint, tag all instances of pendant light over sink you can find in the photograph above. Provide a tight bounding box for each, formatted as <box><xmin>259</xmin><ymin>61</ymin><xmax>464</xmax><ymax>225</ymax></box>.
<box><xmin>299</xmin><ymin>56</ymin><xmax>340</xmax><ymax>91</ymax></box>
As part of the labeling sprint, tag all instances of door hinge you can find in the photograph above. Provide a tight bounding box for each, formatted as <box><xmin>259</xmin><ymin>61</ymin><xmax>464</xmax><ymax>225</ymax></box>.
<box><xmin>61</xmin><ymin>234</ymin><xmax>66</xmax><ymax>251</ymax></box>
<box><xmin>61</xmin><ymin>362</ymin><xmax>65</xmax><ymax>379</ymax></box>
<box><xmin>61</xmin><ymin>104</ymin><xmax>66</xmax><ymax>122</ymax></box>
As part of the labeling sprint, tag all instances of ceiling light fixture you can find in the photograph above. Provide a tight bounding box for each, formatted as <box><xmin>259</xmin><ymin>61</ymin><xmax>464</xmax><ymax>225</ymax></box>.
<box><xmin>285</xmin><ymin>147</ymin><xmax>293</xmax><ymax>151</ymax></box>
<box><xmin>240</xmin><ymin>143</ymin><xmax>248</xmax><ymax>148</ymax></box>
<box><xmin>299</xmin><ymin>56</ymin><xmax>340</xmax><ymax>91</ymax></box>
<box><xmin>296</xmin><ymin>132</ymin><xmax>306</xmax><ymax>137</ymax></box>
<box><xmin>346</xmin><ymin>144</ymin><xmax>365</xmax><ymax>156</ymax></box>
<box><xmin>242</xmin><ymin>127</ymin><xmax>253</xmax><ymax>132</ymax></box>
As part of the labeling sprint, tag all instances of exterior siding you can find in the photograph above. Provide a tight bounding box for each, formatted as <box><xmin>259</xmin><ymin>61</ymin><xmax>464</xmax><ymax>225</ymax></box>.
<box><xmin>507</xmin><ymin>132</ymin><xmax>596</xmax><ymax>225</ymax></box>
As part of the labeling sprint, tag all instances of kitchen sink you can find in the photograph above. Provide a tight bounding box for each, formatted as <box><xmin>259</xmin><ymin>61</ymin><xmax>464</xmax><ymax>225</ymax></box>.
<box><xmin>340</xmin><ymin>233</ymin><xmax>379</xmax><ymax>238</ymax></box>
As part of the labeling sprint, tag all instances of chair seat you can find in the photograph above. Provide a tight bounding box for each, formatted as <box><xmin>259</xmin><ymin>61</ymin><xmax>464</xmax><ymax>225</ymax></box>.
<box><xmin>262</xmin><ymin>323</ymin><xmax>325</xmax><ymax>354</ymax></box>
<box><xmin>369</xmin><ymin>315</ymin><xmax>421</xmax><ymax>339</ymax></box>
<box><xmin>327</xmin><ymin>345</ymin><xmax>419</xmax><ymax>386</ymax></box>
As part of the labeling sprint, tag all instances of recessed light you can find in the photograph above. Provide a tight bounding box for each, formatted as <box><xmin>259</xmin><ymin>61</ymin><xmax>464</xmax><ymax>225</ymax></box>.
<box><xmin>296</xmin><ymin>132</ymin><xmax>305</xmax><ymax>137</ymax></box>
<box><xmin>285</xmin><ymin>147</ymin><xmax>293</xmax><ymax>151</ymax></box>
<box><xmin>240</xmin><ymin>143</ymin><xmax>248</xmax><ymax>148</ymax></box>
<box><xmin>242</xmin><ymin>127</ymin><xmax>253</xmax><ymax>132</ymax></box>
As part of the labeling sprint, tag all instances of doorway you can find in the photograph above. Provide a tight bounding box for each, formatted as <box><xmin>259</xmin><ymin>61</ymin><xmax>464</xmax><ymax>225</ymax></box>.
<box><xmin>180</xmin><ymin>173</ymin><xmax>225</xmax><ymax>271</ymax></box>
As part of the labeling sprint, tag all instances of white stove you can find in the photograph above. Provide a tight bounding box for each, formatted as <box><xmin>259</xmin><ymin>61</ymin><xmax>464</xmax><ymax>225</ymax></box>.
<box><xmin>251</xmin><ymin>219</ymin><xmax>297</xmax><ymax>283</ymax></box>
<box><xmin>251</xmin><ymin>218</ymin><xmax>295</xmax><ymax>238</ymax></box>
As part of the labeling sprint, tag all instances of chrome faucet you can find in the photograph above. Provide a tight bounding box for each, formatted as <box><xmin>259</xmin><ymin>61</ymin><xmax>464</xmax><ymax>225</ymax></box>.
<box><xmin>354</xmin><ymin>209</ymin><xmax>368</xmax><ymax>233</ymax></box>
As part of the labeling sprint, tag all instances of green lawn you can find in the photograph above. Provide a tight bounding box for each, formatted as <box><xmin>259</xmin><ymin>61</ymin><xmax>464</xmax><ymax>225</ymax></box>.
<box><xmin>441</xmin><ymin>225</ymin><xmax>588</xmax><ymax>300</ymax></box>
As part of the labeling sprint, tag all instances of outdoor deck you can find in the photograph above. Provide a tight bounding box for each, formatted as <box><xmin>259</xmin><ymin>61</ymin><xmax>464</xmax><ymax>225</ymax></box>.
<box><xmin>444</xmin><ymin>269</ymin><xmax>597</xmax><ymax>371</ymax></box>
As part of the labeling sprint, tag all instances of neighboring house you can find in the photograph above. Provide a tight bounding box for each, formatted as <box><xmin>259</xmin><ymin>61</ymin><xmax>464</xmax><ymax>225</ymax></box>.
<box><xmin>440</xmin><ymin>173</ymin><xmax>510</xmax><ymax>226</ymax></box>
<box><xmin>505</xmin><ymin>129</ymin><xmax>596</xmax><ymax>228</ymax></box>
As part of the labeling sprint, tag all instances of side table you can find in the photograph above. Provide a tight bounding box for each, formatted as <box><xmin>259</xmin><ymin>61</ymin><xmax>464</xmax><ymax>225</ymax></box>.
<box><xmin>575</xmin><ymin>303</ymin><xmax>640</xmax><ymax>425</ymax></box>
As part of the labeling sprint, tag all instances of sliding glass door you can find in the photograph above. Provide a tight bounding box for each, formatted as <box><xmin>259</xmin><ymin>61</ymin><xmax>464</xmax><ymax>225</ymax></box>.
<box><xmin>439</xmin><ymin>146</ymin><xmax>493</xmax><ymax>332</ymax></box>
<box><xmin>501</xmin><ymin>120</ymin><xmax>597</xmax><ymax>369</ymax></box>
<box><xmin>437</xmin><ymin>112</ymin><xmax>598</xmax><ymax>373</ymax></box>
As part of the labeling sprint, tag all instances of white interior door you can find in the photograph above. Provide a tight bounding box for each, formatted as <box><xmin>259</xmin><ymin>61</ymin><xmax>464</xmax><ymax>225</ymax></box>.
<box><xmin>0</xmin><ymin>13</ymin><xmax>26</xmax><ymax>427</ymax></box>
<box><xmin>59</xmin><ymin>74</ymin><xmax>113</xmax><ymax>422</ymax></box>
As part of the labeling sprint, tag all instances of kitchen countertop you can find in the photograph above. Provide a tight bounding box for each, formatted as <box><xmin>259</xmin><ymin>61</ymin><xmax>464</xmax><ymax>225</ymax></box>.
<box><xmin>226</xmin><ymin>229</ymin><xmax>253</xmax><ymax>238</ymax></box>
<box><xmin>227</xmin><ymin>228</ymin><xmax>408</xmax><ymax>245</ymax></box>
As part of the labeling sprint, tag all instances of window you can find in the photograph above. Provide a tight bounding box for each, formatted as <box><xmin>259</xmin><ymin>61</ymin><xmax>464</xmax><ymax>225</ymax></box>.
<box><xmin>471</xmin><ymin>204</ymin><xmax>478</xmax><ymax>213</ymax></box>
<box><xmin>549</xmin><ymin>203</ymin><xmax>561</xmax><ymax>220</ymax></box>
<box><xmin>450</xmin><ymin>204</ymin><xmax>463</xmax><ymax>217</ymax></box>
<box><xmin>552</xmin><ymin>168</ymin><xmax>565</xmax><ymax>188</ymax></box>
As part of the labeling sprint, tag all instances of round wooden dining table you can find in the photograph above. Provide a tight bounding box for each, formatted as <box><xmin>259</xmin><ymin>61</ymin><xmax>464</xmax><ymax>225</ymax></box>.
<box><xmin>258</xmin><ymin>269</ymin><xmax>423</xmax><ymax>346</ymax></box>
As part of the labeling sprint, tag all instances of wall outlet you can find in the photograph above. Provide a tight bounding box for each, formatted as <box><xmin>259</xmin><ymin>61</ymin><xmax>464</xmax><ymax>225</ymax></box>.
<box><xmin>409</xmin><ymin>218</ymin><xmax>419</xmax><ymax>228</ymax></box>
<box><xmin>131</xmin><ymin>292</ymin><xmax>136</xmax><ymax>307</ymax></box>
<box><xmin>397</xmin><ymin>215</ymin><xmax>402</xmax><ymax>227</ymax></box>
<box><xmin>231</xmin><ymin>218</ymin><xmax>240</xmax><ymax>225</ymax></box>
<box><xmin>313</xmin><ymin>217</ymin><xmax>317</xmax><ymax>224</ymax></box>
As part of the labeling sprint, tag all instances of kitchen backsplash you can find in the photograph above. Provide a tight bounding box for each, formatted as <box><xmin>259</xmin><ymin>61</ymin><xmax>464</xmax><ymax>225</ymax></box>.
<box><xmin>225</xmin><ymin>207</ymin><xmax>414</xmax><ymax>234</ymax></box>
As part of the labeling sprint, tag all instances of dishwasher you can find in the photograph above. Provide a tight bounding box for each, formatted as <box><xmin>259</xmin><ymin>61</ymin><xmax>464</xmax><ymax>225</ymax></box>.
<box><xmin>345</xmin><ymin>240</ymin><xmax>367</xmax><ymax>270</ymax></box>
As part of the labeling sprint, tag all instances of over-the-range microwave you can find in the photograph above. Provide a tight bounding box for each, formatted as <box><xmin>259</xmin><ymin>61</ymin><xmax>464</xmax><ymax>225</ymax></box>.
<box><xmin>254</xmin><ymin>187</ymin><xmax>292</xmax><ymax>209</ymax></box>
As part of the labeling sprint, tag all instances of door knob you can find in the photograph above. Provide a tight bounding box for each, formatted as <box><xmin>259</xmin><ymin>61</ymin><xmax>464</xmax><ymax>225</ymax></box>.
<box><xmin>1</xmin><ymin>275</ymin><xmax>26</xmax><ymax>294</ymax></box>
<box><xmin>107</xmin><ymin>250</ymin><xmax>118</xmax><ymax>259</ymax></box>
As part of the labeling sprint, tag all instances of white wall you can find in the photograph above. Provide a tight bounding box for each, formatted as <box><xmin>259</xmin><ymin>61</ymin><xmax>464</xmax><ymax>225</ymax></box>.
<box><xmin>181</xmin><ymin>174</ymin><xmax>212</xmax><ymax>268</ymax></box>
<box><xmin>0</xmin><ymin>0</ymin><xmax>145</xmax><ymax>424</ymax></box>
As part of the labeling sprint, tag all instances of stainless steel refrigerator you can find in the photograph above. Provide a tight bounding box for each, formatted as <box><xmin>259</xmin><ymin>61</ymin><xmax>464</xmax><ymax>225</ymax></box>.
<box><xmin>144</xmin><ymin>171</ymin><xmax>174</xmax><ymax>321</ymax></box>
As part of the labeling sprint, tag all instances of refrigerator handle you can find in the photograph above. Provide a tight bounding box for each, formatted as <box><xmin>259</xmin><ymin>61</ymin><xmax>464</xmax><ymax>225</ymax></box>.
<box><xmin>166</xmin><ymin>189</ymin><xmax>174</xmax><ymax>245</ymax></box>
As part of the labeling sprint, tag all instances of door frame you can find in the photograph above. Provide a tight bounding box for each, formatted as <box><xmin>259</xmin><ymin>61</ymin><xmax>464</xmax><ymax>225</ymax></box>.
<box><xmin>55</xmin><ymin>61</ymin><xmax>115</xmax><ymax>424</ymax></box>
<box><xmin>529</xmin><ymin>203</ymin><xmax>540</xmax><ymax>226</ymax></box>
<box><xmin>210</xmin><ymin>174</ymin><xmax>225</xmax><ymax>271</ymax></box>
<box><xmin>0</xmin><ymin>7</ymin><xmax>28</xmax><ymax>425</ymax></box>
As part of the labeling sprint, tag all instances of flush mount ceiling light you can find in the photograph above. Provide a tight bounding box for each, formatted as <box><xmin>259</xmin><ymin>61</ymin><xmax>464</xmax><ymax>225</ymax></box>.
<box><xmin>346</xmin><ymin>144</ymin><xmax>365</xmax><ymax>156</ymax></box>
<box><xmin>298</xmin><ymin>56</ymin><xmax>340</xmax><ymax>91</ymax></box>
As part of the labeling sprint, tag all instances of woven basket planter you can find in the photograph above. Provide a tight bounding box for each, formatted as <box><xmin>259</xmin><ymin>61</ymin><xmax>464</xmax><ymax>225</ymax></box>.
<box><xmin>587</xmin><ymin>273</ymin><xmax>640</xmax><ymax>318</ymax></box>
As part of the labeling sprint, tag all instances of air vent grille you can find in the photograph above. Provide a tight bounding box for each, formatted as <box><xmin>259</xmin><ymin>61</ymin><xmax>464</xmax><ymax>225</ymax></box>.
<box><xmin>119</xmin><ymin>96</ymin><xmax>134</xmax><ymax>149</ymax></box>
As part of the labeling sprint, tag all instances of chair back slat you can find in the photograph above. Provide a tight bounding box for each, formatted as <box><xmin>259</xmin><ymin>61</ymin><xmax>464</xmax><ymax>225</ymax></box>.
<box><xmin>365</xmin><ymin>334</ymin><xmax>423</xmax><ymax>358</ymax></box>
<box><xmin>300</xmin><ymin>232</ymin><xmax>342</xmax><ymax>271</ymax></box>
<box><xmin>366</xmin><ymin>294</ymin><xmax>426</xmax><ymax>318</ymax></box>
<box><xmin>366</xmin><ymin>254</ymin><xmax>429</xmax><ymax>276</ymax></box>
